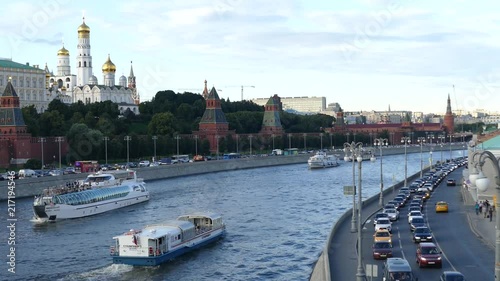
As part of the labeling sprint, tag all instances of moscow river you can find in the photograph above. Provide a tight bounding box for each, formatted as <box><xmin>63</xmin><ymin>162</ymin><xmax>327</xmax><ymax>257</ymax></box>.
<box><xmin>0</xmin><ymin>151</ymin><xmax>463</xmax><ymax>281</ymax></box>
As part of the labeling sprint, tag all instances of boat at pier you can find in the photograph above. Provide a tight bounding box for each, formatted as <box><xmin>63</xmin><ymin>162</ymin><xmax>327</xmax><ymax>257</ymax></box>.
<box><xmin>307</xmin><ymin>151</ymin><xmax>339</xmax><ymax>169</ymax></box>
<box><xmin>32</xmin><ymin>170</ymin><xmax>148</xmax><ymax>222</ymax></box>
<box><xmin>111</xmin><ymin>212</ymin><xmax>225</xmax><ymax>266</ymax></box>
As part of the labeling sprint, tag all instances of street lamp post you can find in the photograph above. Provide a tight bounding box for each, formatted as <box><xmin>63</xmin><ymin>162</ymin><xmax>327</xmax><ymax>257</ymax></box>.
<box><xmin>428</xmin><ymin>134</ymin><xmax>435</xmax><ymax>170</ymax></box>
<box><xmin>236</xmin><ymin>134</ymin><xmax>239</xmax><ymax>153</ymax></box>
<box><xmin>39</xmin><ymin>137</ymin><xmax>46</xmax><ymax>172</ymax></box>
<box><xmin>175</xmin><ymin>135</ymin><xmax>181</xmax><ymax>157</ymax></box>
<box><xmin>152</xmin><ymin>136</ymin><xmax>158</xmax><ymax>162</ymax></box>
<box><xmin>303</xmin><ymin>133</ymin><xmax>307</xmax><ymax>151</ymax></box>
<box><xmin>374</xmin><ymin>138</ymin><xmax>388</xmax><ymax>206</ymax></box>
<box><xmin>470</xmin><ymin>151</ymin><xmax>500</xmax><ymax>281</ymax></box>
<box><xmin>449</xmin><ymin>134</ymin><xmax>453</xmax><ymax>161</ymax></box>
<box><xmin>194</xmin><ymin>135</ymin><xmax>199</xmax><ymax>156</ymax></box>
<box><xmin>438</xmin><ymin>134</ymin><xmax>445</xmax><ymax>164</ymax></box>
<box><xmin>343</xmin><ymin>142</ymin><xmax>366</xmax><ymax>281</ymax></box>
<box><xmin>288</xmin><ymin>133</ymin><xmax>292</xmax><ymax>150</ymax></box>
<box><xmin>103</xmin><ymin>136</ymin><xmax>109</xmax><ymax>164</ymax></box>
<box><xmin>55</xmin><ymin>137</ymin><xmax>64</xmax><ymax>169</ymax></box>
<box><xmin>401</xmin><ymin>136</ymin><xmax>411</xmax><ymax>186</ymax></box>
<box><xmin>271</xmin><ymin>134</ymin><xmax>275</xmax><ymax>150</ymax></box>
<box><xmin>329</xmin><ymin>132</ymin><xmax>333</xmax><ymax>148</ymax></box>
<box><xmin>249</xmin><ymin>135</ymin><xmax>253</xmax><ymax>156</ymax></box>
<box><xmin>320</xmin><ymin>133</ymin><xmax>324</xmax><ymax>150</ymax></box>
<box><xmin>124</xmin><ymin>136</ymin><xmax>131</xmax><ymax>165</ymax></box>
<box><xmin>417</xmin><ymin>137</ymin><xmax>426</xmax><ymax>177</ymax></box>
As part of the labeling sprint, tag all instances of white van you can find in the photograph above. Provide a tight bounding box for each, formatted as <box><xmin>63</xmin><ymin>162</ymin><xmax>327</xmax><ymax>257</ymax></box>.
<box><xmin>383</xmin><ymin>257</ymin><xmax>417</xmax><ymax>281</ymax></box>
<box><xmin>18</xmin><ymin>169</ymin><xmax>36</xmax><ymax>178</ymax></box>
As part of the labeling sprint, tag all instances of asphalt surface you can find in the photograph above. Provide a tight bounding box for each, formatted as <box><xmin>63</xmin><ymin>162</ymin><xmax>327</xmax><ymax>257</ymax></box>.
<box><xmin>329</xmin><ymin>167</ymin><xmax>495</xmax><ymax>280</ymax></box>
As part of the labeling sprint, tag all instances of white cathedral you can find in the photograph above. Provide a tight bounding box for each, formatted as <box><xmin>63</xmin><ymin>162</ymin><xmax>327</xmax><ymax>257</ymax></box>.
<box><xmin>45</xmin><ymin>18</ymin><xmax>140</xmax><ymax>114</ymax></box>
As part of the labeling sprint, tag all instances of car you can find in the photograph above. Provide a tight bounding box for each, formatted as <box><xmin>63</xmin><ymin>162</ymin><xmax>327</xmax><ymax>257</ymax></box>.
<box><xmin>49</xmin><ymin>169</ymin><xmax>62</xmax><ymax>176</ymax></box>
<box><xmin>412</xmin><ymin>226</ymin><xmax>433</xmax><ymax>243</ymax></box>
<box><xmin>383</xmin><ymin>208</ymin><xmax>399</xmax><ymax>221</ymax></box>
<box><xmin>447</xmin><ymin>179</ymin><xmax>457</xmax><ymax>186</ymax></box>
<box><xmin>409</xmin><ymin>216</ymin><xmax>425</xmax><ymax>231</ymax></box>
<box><xmin>373</xmin><ymin>229</ymin><xmax>392</xmax><ymax>243</ymax></box>
<box><xmin>436</xmin><ymin>201</ymin><xmax>449</xmax><ymax>213</ymax></box>
<box><xmin>373</xmin><ymin>212</ymin><xmax>390</xmax><ymax>225</ymax></box>
<box><xmin>416</xmin><ymin>242</ymin><xmax>442</xmax><ymax>268</ymax></box>
<box><xmin>63</xmin><ymin>167</ymin><xmax>76</xmax><ymax>174</ymax></box>
<box><xmin>408</xmin><ymin>202</ymin><xmax>422</xmax><ymax>212</ymax></box>
<box><xmin>375</xmin><ymin>218</ymin><xmax>392</xmax><ymax>232</ymax></box>
<box><xmin>384</xmin><ymin>203</ymin><xmax>397</xmax><ymax>211</ymax></box>
<box><xmin>392</xmin><ymin>197</ymin><xmax>405</xmax><ymax>208</ymax></box>
<box><xmin>439</xmin><ymin>271</ymin><xmax>466</xmax><ymax>281</ymax></box>
<box><xmin>407</xmin><ymin>211</ymin><xmax>424</xmax><ymax>224</ymax></box>
<box><xmin>408</xmin><ymin>206</ymin><xmax>421</xmax><ymax>213</ymax></box>
<box><xmin>193</xmin><ymin>155</ymin><xmax>205</xmax><ymax>162</ymax></box>
<box><xmin>422</xmin><ymin>192</ymin><xmax>431</xmax><ymax>201</ymax></box>
<box><xmin>372</xmin><ymin>241</ymin><xmax>393</xmax><ymax>259</ymax></box>
<box><xmin>138</xmin><ymin>160</ymin><xmax>150</xmax><ymax>167</ymax></box>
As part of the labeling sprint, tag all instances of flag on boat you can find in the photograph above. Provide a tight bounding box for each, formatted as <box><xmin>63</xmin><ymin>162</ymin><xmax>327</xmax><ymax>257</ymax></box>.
<box><xmin>133</xmin><ymin>235</ymin><xmax>138</xmax><ymax>245</ymax></box>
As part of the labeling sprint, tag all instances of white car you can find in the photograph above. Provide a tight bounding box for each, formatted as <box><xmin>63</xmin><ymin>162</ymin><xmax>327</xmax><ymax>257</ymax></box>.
<box><xmin>139</xmin><ymin>160</ymin><xmax>150</xmax><ymax>167</ymax></box>
<box><xmin>408</xmin><ymin>211</ymin><xmax>424</xmax><ymax>224</ymax></box>
<box><xmin>375</xmin><ymin>218</ymin><xmax>392</xmax><ymax>232</ymax></box>
<box><xmin>384</xmin><ymin>208</ymin><xmax>400</xmax><ymax>221</ymax></box>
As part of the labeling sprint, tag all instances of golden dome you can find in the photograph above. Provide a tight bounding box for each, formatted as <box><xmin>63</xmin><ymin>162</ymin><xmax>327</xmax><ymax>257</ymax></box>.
<box><xmin>61</xmin><ymin>85</ymin><xmax>67</xmax><ymax>91</ymax></box>
<box><xmin>57</xmin><ymin>46</ymin><xmax>69</xmax><ymax>56</ymax></box>
<box><xmin>102</xmin><ymin>54</ymin><xmax>116</xmax><ymax>73</ymax></box>
<box><xmin>78</xmin><ymin>18</ymin><xmax>90</xmax><ymax>37</ymax></box>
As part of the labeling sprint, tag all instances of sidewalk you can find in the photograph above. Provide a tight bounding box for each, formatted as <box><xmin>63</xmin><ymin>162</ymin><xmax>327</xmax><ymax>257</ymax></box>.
<box><xmin>462</xmin><ymin>186</ymin><xmax>496</xmax><ymax>250</ymax></box>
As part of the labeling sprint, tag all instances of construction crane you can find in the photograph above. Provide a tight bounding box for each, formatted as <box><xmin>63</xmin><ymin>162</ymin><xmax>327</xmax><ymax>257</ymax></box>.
<box><xmin>226</xmin><ymin>85</ymin><xmax>255</xmax><ymax>101</ymax></box>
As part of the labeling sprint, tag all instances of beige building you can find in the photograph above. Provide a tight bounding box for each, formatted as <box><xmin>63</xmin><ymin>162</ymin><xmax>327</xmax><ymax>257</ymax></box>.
<box><xmin>0</xmin><ymin>59</ymin><xmax>51</xmax><ymax>112</ymax></box>
<box><xmin>252</xmin><ymin>96</ymin><xmax>326</xmax><ymax>114</ymax></box>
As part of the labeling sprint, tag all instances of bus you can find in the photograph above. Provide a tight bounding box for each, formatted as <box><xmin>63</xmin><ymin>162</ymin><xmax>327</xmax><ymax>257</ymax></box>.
<box><xmin>75</xmin><ymin>161</ymin><xmax>99</xmax><ymax>173</ymax></box>
<box><xmin>171</xmin><ymin>155</ymin><xmax>190</xmax><ymax>164</ymax></box>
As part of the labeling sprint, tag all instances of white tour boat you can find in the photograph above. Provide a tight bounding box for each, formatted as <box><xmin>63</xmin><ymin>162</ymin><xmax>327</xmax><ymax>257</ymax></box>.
<box><xmin>32</xmin><ymin>170</ymin><xmax>148</xmax><ymax>222</ymax></box>
<box><xmin>307</xmin><ymin>151</ymin><xmax>339</xmax><ymax>169</ymax></box>
<box><xmin>111</xmin><ymin>212</ymin><xmax>225</xmax><ymax>266</ymax></box>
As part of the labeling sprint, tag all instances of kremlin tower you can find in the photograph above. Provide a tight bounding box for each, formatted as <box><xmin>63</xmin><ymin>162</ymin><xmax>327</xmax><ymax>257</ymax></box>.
<box><xmin>443</xmin><ymin>94</ymin><xmax>454</xmax><ymax>134</ymax></box>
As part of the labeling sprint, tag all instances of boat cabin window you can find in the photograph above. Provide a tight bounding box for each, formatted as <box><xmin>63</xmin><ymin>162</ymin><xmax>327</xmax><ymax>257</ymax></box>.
<box><xmin>84</xmin><ymin>175</ymin><xmax>112</xmax><ymax>184</ymax></box>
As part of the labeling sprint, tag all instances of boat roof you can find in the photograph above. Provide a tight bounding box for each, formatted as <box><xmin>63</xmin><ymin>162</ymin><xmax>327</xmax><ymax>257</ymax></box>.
<box><xmin>141</xmin><ymin>220</ymin><xmax>194</xmax><ymax>239</ymax></box>
<box><xmin>177</xmin><ymin>212</ymin><xmax>223</xmax><ymax>221</ymax></box>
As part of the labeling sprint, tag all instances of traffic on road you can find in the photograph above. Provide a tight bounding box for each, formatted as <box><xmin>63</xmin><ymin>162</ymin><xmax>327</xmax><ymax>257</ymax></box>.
<box><xmin>362</xmin><ymin>157</ymin><xmax>493</xmax><ymax>280</ymax></box>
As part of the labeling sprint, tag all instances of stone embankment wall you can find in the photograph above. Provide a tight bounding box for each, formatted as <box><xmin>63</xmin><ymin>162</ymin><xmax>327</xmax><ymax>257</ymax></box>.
<box><xmin>0</xmin><ymin>144</ymin><xmax>463</xmax><ymax>201</ymax></box>
<box><xmin>0</xmin><ymin>154</ymin><xmax>310</xmax><ymax>200</ymax></box>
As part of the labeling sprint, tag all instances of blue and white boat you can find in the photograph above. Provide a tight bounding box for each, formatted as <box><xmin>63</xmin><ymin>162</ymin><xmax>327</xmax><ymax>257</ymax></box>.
<box><xmin>111</xmin><ymin>212</ymin><xmax>226</xmax><ymax>266</ymax></box>
<box><xmin>32</xmin><ymin>170</ymin><xmax>148</xmax><ymax>222</ymax></box>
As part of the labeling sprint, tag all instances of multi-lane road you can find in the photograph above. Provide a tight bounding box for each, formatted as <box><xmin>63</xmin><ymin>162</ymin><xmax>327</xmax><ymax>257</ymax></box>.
<box><xmin>328</xmin><ymin>166</ymin><xmax>494</xmax><ymax>280</ymax></box>
<box><xmin>360</xmin><ymin>167</ymin><xmax>494</xmax><ymax>280</ymax></box>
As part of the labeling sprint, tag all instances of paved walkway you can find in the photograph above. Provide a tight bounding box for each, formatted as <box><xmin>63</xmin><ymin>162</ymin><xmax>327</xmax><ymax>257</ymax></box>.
<box><xmin>463</xmin><ymin>186</ymin><xmax>496</xmax><ymax>250</ymax></box>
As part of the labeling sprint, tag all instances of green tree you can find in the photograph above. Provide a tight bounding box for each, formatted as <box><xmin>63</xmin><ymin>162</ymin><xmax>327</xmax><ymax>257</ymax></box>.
<box><xmin>148</xmin><ymin>112</ymin><xmax>177</xmax><ymax>135</ymax></box>
<box><xmin>24</xmin><ymin>159</ymin><xmax>42</xmax><ymax>169</ymax></box>
<box><xmin>21</xmin><ymin>105</ymin><xmax>40</xmax><ymax>136</ymax></box>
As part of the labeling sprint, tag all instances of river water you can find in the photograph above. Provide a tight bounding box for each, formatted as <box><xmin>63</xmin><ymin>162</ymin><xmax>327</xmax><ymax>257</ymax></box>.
<box><xmin>0</xmin><ymin>151</ymin><xmax>463</xmax><ymax>281</ymax></box>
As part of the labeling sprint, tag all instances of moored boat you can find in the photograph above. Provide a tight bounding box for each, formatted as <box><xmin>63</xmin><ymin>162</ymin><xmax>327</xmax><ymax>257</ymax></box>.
<box><xmin>111</xmin><ymin>212</ymin><xmax>225</xmax><ymax>266</ymax></box>
<box><xmin>307</xmin><ymin>151</ymin><xmax>339</xmax><ymax>169</ymax></box>
<box><xmin>32</xmin><ymin>170</ymin><xmax>148</xmax><ymax>222</ymax></box>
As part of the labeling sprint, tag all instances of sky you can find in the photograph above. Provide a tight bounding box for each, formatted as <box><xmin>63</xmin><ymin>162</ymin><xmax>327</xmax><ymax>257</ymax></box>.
<box><xmin>1</xmin><ymin>0</ymin><xmax>500</xmax><ymax>115</ymax></box>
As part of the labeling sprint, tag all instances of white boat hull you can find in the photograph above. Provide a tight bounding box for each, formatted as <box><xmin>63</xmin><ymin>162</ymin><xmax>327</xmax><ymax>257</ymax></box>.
<box><xmin>34</xmin><ymin>193</ymin><xmax>149</xmax><ymax>221</ymax></box>
<box><xmin>308</xmin><ymin>154</ymin><xmax>339</xmax><ymax>169</ymax></box>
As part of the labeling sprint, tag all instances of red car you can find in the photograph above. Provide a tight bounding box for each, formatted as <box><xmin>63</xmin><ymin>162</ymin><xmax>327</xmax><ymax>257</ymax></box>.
<box><xmin>372</xmin><ymin>241</ymin><xmax>393</xmax><ymax>259</ymax></box>
<box><xmin>416</xmin><ymin>242</ymin><xmax>442</xmax><ymax>268</ymax></box>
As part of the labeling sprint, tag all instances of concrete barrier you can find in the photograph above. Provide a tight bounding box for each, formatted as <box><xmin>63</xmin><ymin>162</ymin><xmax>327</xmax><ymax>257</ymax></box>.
<box><xmin>0</xmin><ymin>154</ymin><xmax>311</xmax><ymax>200</ymax></box>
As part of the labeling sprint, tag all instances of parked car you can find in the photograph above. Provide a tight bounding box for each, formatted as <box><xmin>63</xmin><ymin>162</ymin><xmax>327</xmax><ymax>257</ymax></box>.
<box><xmin>416</xmin><ymin>242</ymin><xmax>442</xmax><ymax>268</ymax></box>
<box><xmin>18</xmin><ymin>169</ymin><xmax>36</xmax><ymax>178</ymax></box>
<box><xmin>139</xmin><ymin>160</ymin><xmax>150</xmax><ymax>167</ymax></box>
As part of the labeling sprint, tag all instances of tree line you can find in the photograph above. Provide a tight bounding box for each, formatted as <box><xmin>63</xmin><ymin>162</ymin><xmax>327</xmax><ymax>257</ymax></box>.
<box><xmin>21</xmin><ymin>91</ymin><xmax>335</xmax><ymax>164</ymax></box>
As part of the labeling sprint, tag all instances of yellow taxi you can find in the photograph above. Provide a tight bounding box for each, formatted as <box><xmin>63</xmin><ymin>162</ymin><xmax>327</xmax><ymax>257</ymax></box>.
<box><xmin>435</xmin><ymin>201</ymin><xmax>449</xmax><ymax>213</ymax></box>
<box><xmin>373</xmin><ymin>229</ymin><xmax>392</xmax><ymax>243</ymax></box>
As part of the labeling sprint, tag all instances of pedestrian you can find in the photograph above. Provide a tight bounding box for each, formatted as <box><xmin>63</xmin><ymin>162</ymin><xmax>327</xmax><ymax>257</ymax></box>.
<box><xmin>484</xmin><ymin>200</ymin><xmax>490</xmax><ymax>218</ymax></box>
<box><xmin>479</xmin><ymin>202</ymin><xmax>483</xmax><ymax>214</ymax></box>
<box><xmin>489</xmin><ymin>207</ymin><xmax>494</xmax><ymax>222</ymax></box>
<box><xmin>475</xmin><ymin>202</ymin><xmax>480</xmax><ymax>215</ymax></box>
